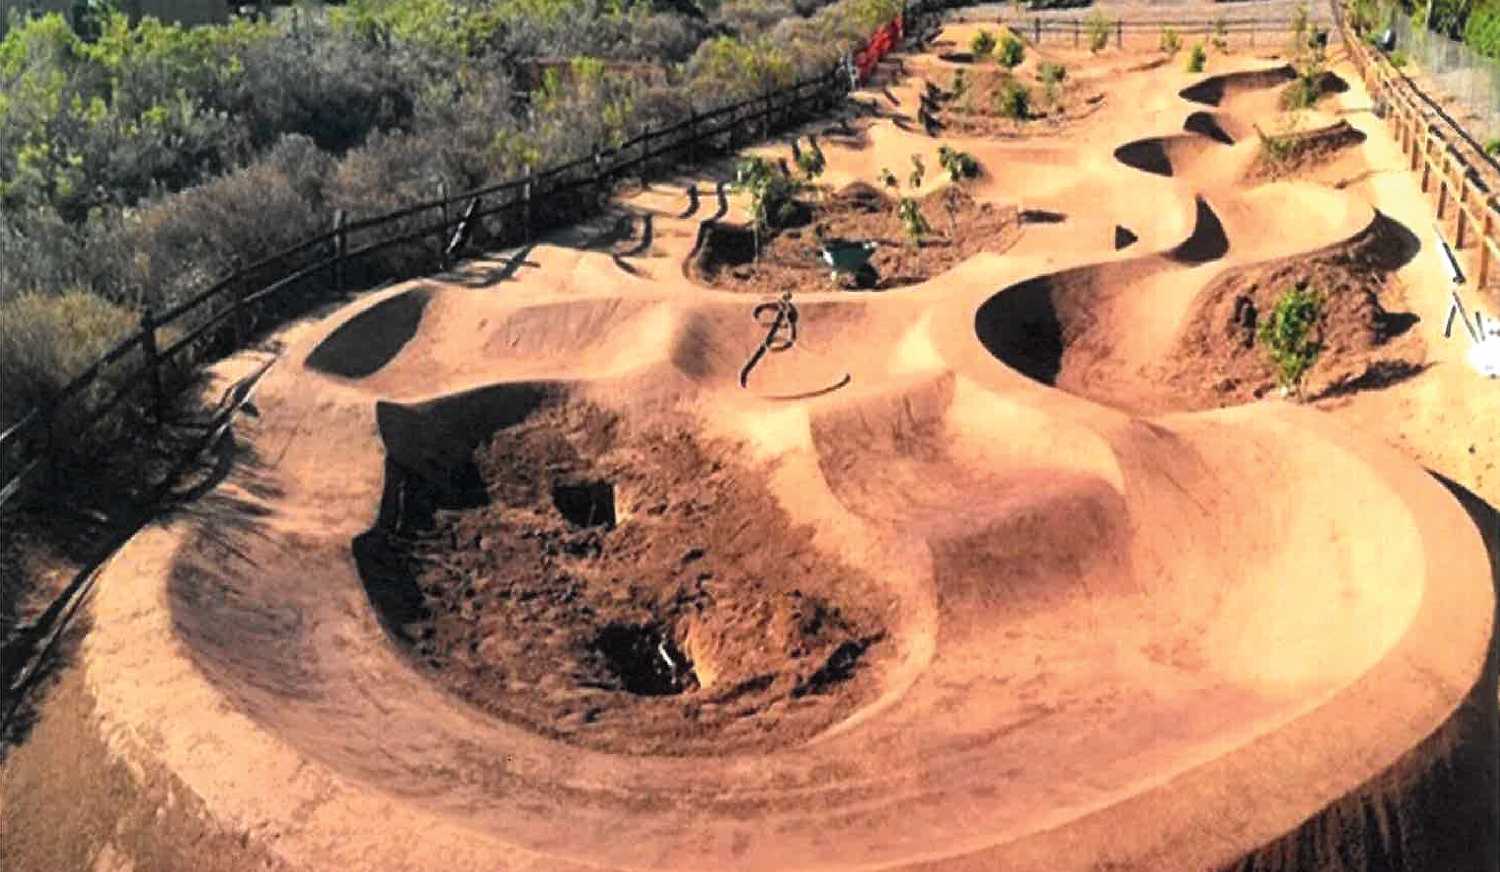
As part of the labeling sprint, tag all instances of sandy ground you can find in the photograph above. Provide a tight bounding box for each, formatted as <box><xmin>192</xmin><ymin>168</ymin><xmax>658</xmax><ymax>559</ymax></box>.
<box><xmin>3</xmin><ymin>23</ymin><xmax>1496</xmax><ymax>872</ymax></box>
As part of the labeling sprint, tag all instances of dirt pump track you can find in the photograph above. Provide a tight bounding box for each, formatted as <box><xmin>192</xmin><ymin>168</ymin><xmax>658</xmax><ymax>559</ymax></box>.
<box><xmin>54</xmin><ymin>22</ymin><xmax>1498</xmax><ymax>872</ymax></box>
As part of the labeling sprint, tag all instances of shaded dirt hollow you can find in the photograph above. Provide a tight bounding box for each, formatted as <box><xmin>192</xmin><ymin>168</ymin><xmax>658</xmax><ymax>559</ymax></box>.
<box><xmin>364</xmin><ymin>398</ymin><xmax>893</xmax><ymax>756</ymax></box>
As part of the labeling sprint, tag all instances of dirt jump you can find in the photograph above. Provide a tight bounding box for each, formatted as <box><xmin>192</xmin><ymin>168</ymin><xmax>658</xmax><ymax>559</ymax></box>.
<box><xmin>59</xmin><ymin>21</ymin><xmax>1496</xmax><ymax>872</ymax></box>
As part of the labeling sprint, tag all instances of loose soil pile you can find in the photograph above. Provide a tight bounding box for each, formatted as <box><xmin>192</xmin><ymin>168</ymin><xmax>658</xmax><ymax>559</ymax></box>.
<box><xmin>1157</xmin><ymin>231</ymin><xmax>1425</xmax><ymax>406</ymax></box>
<box><xmin>385</xmin><ymin>399</ymin><xmax>892</xmax><ymax>756</ymax></box>
<box><xmin>691</xmin><ymin>182</ymin><xmax>1020</xmax><ymax>293</ymax></box>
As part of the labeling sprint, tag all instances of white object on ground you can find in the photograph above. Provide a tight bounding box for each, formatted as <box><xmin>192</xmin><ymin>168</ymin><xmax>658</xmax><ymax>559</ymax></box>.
<box><xmin>1467</xmin><ymin>322</ymin><xmax>1500</xmax><ymax>378</ymax></box>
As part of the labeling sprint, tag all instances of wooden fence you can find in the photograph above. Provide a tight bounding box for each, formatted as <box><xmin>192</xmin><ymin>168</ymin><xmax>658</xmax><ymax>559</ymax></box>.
<box><xmin>1335</xmin><ymin>0</ymin><xmax>1500</xmax><ymax>290</ymax></box>
<box><xmin>0</xmin><ymin>59</ymin><xmax>868</xmax><ymax>513</ymax></box>
<box><xmin>957</xmin><ymin>13</ymin><xmax>1330</xmax><ymax>49</ymax></box>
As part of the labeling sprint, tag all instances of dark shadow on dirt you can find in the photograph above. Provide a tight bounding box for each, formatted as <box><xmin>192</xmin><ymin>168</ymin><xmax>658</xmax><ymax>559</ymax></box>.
<box><xmin>1114</xmin><ymin>138</ymin><xmax>1174</xmax><ymax>176</ymax></box>
<box><xmin>1168</xmin><ymin>196</ymin><xmax>1229</xmax><ymax>264</ymax></box>
<box><xmin>1185</xmin><ymin>110</ymin><xmax>1236</xmax><ymax>145</ymax></box>
<box><xmin>305</xmin><ymin>286</ymin><xmax>431</xmax><ymax>379</ymax></box>
<box><xmin>1179</xmin><ymin>64</ymin><xmax>1295</xmax><ymax>106</ymax></box>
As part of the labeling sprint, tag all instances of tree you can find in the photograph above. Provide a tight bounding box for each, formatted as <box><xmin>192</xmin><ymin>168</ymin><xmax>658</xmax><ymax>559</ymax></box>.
<box><xmin>734</xmin><ymin>155</ymin><xmax>801</xmax><ymax>260</ymax></box>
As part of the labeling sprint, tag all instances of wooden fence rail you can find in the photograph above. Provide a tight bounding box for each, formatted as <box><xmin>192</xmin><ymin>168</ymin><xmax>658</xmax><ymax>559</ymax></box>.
<box><xmin>0</xmin><ymin>15</ymin><xmax>907</xmax><ymax>513</ymax></box>
<box><xmin>1334</xmin><ymin>0</ymin><xmax>1500</xmax><ymax>289</ymax></box>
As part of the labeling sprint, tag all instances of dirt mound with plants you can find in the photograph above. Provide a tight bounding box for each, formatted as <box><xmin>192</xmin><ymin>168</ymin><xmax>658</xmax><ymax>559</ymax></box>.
<box><xmin>1158</xmin><ymin>252</ymin><xmax>1425</xmax><ymax>407</ymax></box>
<box><xmin>367</xmin><ymin>398</ymin><xmax>892</xmax><ymax>756</ymax></box>
<box><xmin>690</xmin><ymin>182</ymin><xmax>1020</xmax><ymax>293</ymax></box>
<box><xmin>927</xmin><ymin>65</ymin><xmax>1103</xmax><ymax>137</ymax></box>
<box><xmin>1246</xmin><ymin>119</ymin><xmax>1367</xmax><ymax>182</ymax></box>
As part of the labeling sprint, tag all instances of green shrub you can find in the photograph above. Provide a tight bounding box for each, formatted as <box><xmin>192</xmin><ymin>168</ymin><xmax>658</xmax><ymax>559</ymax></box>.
<box><xmin>1485</xmin><ymin>137</ymin><xmax>1500</xmax><ymax>156</ymax></box>
<box><xmin>1187</xmin><ymin>43</ymin><xmax>1207</xmax><ymax>72</ymax></box>
<box><xmin>1160</xmin><ymin>27</ymin><xmax>1182</xmax><ymax>55</ymax></box>
<box><xmin>1258</xmin><ymin>283</ymin><xmax>1323</xmax><ymax>397</ymax></box>
<box><xmin>1085</xmin><ymin>11</ymin><xmax>1111</xmax><ymax>52</ymax></box>
<box><xmin>937</xmin><ymin>144</ymin><xmax>980</xmax><ymax>180</ymax></box>
<box><xmin>0</xmin><ymin>290</ymin><xmax>148</xmax><ymax>447</ymax></box>
<box><xmin>1282</xmin><ymin>59</ymin><xmax>1327</xmax><ymax>109</ymax></box>
<box><xmin>1211</xmin><ymin>15</ymin><xmax>1229</xmax><ymax>51</ymax></box>
<box><xmin>993</xmin><ymin>78</ymin><xmax>1031</xmax><ymax>119</ymax></box>
<box><xmin>997</xmin><ymin>33</ymin><xmax>1025</xmax><ymax>68</ymax></box>
<box><xmin>970</xmin><ymin>28</ymin><xmax>997</xmax><ymax>58</ymax></box>
<box><xmin>1038</xmin><ymin>61</ymin><xmax>1066</xmax><ymax>104</ymax></box>
<box><xmin>896</xmin><ymin>196</ymin><xmax>929</xmax><ymax>249</ymax></box>
<box><xmin>733</xmin><ymin>155</ymin><xmax>802</xmax><ymax>256</ymax></box>
<box><xmin>1389</xmin><ymin>49</ymin><xmax>1410</xmax><ymax>66</ymax></box>
<box><xmin>1465</xmin><ymin>2</ymin><xmax>1500</xmax><ymax>60</ymax></box>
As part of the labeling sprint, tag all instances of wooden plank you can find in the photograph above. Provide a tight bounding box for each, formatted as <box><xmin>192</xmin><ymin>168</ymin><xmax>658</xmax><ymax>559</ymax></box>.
<box><xmin>0</xmin><ymin>456</ymin><xmax>45</xmax><ymax>512</ymax></box>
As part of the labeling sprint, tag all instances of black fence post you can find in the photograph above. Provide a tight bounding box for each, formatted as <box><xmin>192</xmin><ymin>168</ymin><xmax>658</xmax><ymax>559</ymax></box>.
<box><xmin>1034</xmin><ymin>17</ymin><xmax>1040</xmax><ymax>44</ymax></box>
<box><xmin>332</xmin><ymin>209</ymin><xmax>347</xmax><ymax>294</ymax></box>
<box><xmin>141</xmin><ymin>306</ymin><xmax>167</xmax><ymax>420</ymax></box>
<box><xmin>1074</xmin><ymin>18</ymin><xmax>1080</xmax><ymax>48</ymax></box>
<box><xmin>1116</xmin><ymin>19</ymin><xmax>1123</xmax><ymax>48</ymax></box>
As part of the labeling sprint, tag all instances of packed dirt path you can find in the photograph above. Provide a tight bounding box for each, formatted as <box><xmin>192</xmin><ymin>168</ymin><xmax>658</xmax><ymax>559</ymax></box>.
<box><xmin>11</xmin><ymin>23</ymin><xmax>1495</xmax><ymax>872</ymax></box>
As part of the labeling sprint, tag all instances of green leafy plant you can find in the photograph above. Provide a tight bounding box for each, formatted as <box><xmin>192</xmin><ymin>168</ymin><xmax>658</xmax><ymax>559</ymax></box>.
<box><xmin>1160</xmin><ymin>27</ymin><xmax>1182</xmax><ymax>55</ymax></box>
<box><xmin>1283</xmin><ymin>55</ymin><xmax>1328</xmax><ymax>109</ymax></box>
<box><xmin>908</xmin><ymin>154</ymin><xmax>926</xmax><ymax>190</ymax></box>
<box><xmin>1038</xmin><ymin>61</ymin><xmax>1066</xmax><ymax>106</ymax></box>
<box><xmin>997</xmin><ymin>32</ymin><xmax>1025</xmax><ymax>68</ymax></box>
<box><xmin>734</xmin><ymin>155</ymin><xmax>802</xmax><ymax>259</ymax></box>
<box><xmin>950</xmin><ymin>68</ymin><xmax>969</xmax><ymax>100</ymax></box>
<box><xmin>1290</xmin><ymin>1</ymin><xmax>1310</xmax><ymax>57</ymax></box>
<box><xmin>1485</xmin><ymin>137</ymin><xmax>1500</xmax><ymax>156</ymax></box>
<box><xmin>1256</xmin><ymin>123</ymin><xmax>1297</xmax><ymax>168</ymax></box>
<box><xmin>1211</xmin><ymin>16</ymin><xmax>1228</xmax><ymax>51</ymax></box>
<box><xmin>1187</xmin><ymin>43</ymin><xmax>1207</xmax><ymax>72</ymax></box>
<box><xmin>993</xmin><ymin>78</ymin><xmax>1031</xmax><ymax>119</ymax></box>
<box><xmin>937</xmin><ymin>144</ymin><xmax>980</xmax><ymax>181</ymax></box>
<box><xmin>1390</xmin><ymin>49</ymin><xmax>1410</xmax><ymax>67</ymax></box>
<box><xmin>970</xmin><ymin>28</ymin><xmax>997</xmax><ymax>58</ymax></box>
<box><xmin>795</xmin><ymin>143</ymin><xmax>826</xmax><ymax>183</ymax></box>
<box><xmin>879</xmin><ymin>167</ymin><xmax>898</xmax><ymax>190</ymax></box>
<box><xmin>1085</xmin><ymin>11</ymin><xmax>1111</xmax><ymax>52</ymax></box>
<box><xmin>897</xmin><ymin>195</ymin><xmax>930</xmax><ymax>250</ymax></box>
<box><xmin>1258</xmin><ymin>283</ymin><xmax>1324</xmax><ymax>398</ymax></box>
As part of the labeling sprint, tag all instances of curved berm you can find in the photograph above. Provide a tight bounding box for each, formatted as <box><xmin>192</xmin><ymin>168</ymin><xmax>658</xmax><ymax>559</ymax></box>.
<box><xmin>65</xmin><ymin>32</ymin><xmax>1496</xmax><ymax>872</ymax></box>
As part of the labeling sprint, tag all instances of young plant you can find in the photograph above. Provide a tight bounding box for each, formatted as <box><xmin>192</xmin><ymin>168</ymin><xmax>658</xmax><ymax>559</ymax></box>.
<box><xmin>997</xmin><ymin>33</ymin><xmax>1025</xmax><ymax>68</ymax></box>
<box><xmin>1187</xmin><ymin>43</ymin><xmax>1207</xmax><ymax>73</ymax></box>
<box><xmin>971</xmin><ymin>29</ymin><xmax>997</xmax><ymax>58</ymax></box>
<box><xmin>937</xmin><ymin>145</ymin><xmax>980</xmax><ymax>182</ymax></box>
<box><xmin>1486</xmin><ymin>138</ymin><xmax>1500</xmax><ymax>157</ymax></box>
<box><xmin>993</xmin><ymin>78</ymin><xmax>1031</xmax><ymax>119</ymax></box>
<box><xmin>1390</xmin><ymin>49</ymin><xmax>1409</xmax><ymax>67</ymax></box>
<box><xmin>1160</xmin><ymin>27</ymin><xmax>1182</xmax><ymax>55</ymax></box>
<box><xmin>879</xmin><ymin>167</ymin><xmax>899</xmax><ymax>191</ymax></box>
<box><xmin>1283</xmin><ymin>56</ymin><xmax>1327</xmax><ymax>110</ymax></box>
<box><xmin>897</xmin><ymin>196</ymin><xmax>930</xmax><ymax>254</ymax></box>
<box><xmin>1290</xmin><ymin>2</ymin><xmax>1310</xmax><ymax>58</ymax></box>
<box><xmin>1038</xmin><ymin>61</ymin><xmax>1066</xmax><ymax>107</ymax></box>
<box><xmin>734</xmin><ymin>156</ymin><xmax>802</xmax><ymax>260</ymax></box>
<box><xmin>795</xmin><ymin>143</ymin><xmax>826</xmax><ymax>185</ymax></box>
<box><xmin>1258</xmin><ymin>283</ymin><xmax>1324</xmax><ymax>399</ymax></box>
<box><xmin>1086</xmin><ymin>11</ymin><xmax>1111</xmax><ymax>52</ymax></box>
<box><xmin>951</xmin><ymin>69</ymin><xmax>969</xmax><ymax>101</ymax></box>
<box><xmin>1256</xmin><ymin>123</ymin><xmax>1297</xmax><ymax>169</ymax></box>
<box><xmin>1211</xmin><ymin>16</ymin><xmax>1228</xmax><ymax>52</ymax></box>
<box><xmin>908</xmin><ymin>154</ymin><xmax>926</xmax><ymax>191</ymax></box>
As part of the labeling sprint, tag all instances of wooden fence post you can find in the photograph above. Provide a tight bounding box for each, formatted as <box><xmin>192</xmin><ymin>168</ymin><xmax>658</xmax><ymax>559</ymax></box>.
<box><xmin>592</xmin><ymin>145</ymin><xmax>605</xmax><ymax>205</ymax></box>
<box><xmin>333</xmin><ymin>209</ymin><xmax>347</xmax><ymax>294</ymax></box>
<box><xmin>688</xmin><ymin>107</ymin><xmax>699</xmax><ymax>166</ymax></box>
<box><xmin>1479</xmin><ymin>209</ymin><xmax>1493</xmax><ymax>287</ymax></box>
<box><xmin>437</xmin><ymin>181</ymin><xmax>450</xmax><ymax>269</ymax></box>
<box><xmin>522</xmin><ymin>170</ymin><xmax>534</xmax><ymax>243</ymax></box>
<box><xmin>141</xmin><ymin>305</ymin><xmax>167</xmax><ymax>420</ymax></box>
<box><xmin>640</xmin><ymin>124</ymin><xmax>654</xmax><ymax>189</ymax></box>
<box><xmin>1074</xmin><ymin>18</ymin><xmax>1080</xmax><ymax>47</ymax></box>
<box><xmin>1116</xmin><ymin>19</ymin><xmax>1122</xmax><ymax>48</ymax></box>
<box><xmin>1455</xmin><ymin>176</ymin><xmax>1468</xmax><ymax>248</ymax></box>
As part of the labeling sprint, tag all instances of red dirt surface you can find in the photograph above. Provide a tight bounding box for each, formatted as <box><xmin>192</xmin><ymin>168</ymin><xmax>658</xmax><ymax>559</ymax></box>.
<box><xmin>390</xmin><ymin>399</ymin><xmax>890</xmax><ymax>756</ymax></box>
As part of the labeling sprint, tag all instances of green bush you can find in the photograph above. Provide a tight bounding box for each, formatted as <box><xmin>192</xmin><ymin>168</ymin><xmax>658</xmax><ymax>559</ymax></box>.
<box><xmin>997</xmin><ymin>33</ymin><xmax>1025</xmax><ymax>68</ymax></box>
<box><xmin>1187</xmin><ymin>43</ymin><xmax>1207</xmax><ymax>72</ymax></box>
<box><xmin>1160</xmin><ymin>27</ymin><xmax>1181</xmax><ymax>55</ymax></box>
<box><xmin>1465</xmin><ymin>1</ymin><xmax>1500</xmax><ymax>59</ymax></box>
<box><xmin>1485</xmin><ymin>137</ymin><xmax>1500</xmax><ymax>156</ymax></box>
<box><xmin>1258</xmin><ymin>283</ymin><xmax>1323</xmax><ymax>397</ymax></box>
<box><xmin>1389</xmin><ymin>49</ymin><xmax>1410</xmax><ymax>66</ymax></box>
<box><xmin>937</xmin><ymin>144</ymin><xmax>980</xmax><ymax>180</ymax></box>
<box><xmin>1085</xmin><ymin>11</ymin><xmax>1111</xmax><ymax>52</ymax></box>
<box><xmin>0</xmin><ymin>290</ymin><xmax>147</xmax><ymax>447</ymax></box>
<box><xmin>993</xmin><ymin>78</ymin><xmax>1031</xmax><ymax>119</ymax></box>
<box><xmin>970</xmin><ymin>28</ymin><xmax>997</xmax><ymax>58</ymax></box>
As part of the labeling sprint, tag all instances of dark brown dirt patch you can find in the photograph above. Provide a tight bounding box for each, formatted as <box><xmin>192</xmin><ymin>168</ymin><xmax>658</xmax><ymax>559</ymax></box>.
<box><xmin>1155</xmin><ymin>236</ymin><xmax>1426</xmax><ymax>407</ymax></box>
<box><xmin>1246</xmin><ymin>120</ymin><xmax>1367</xmax><ymax>182</ymax></box>
<box><xmin>690</xmin><ymin>183</ymin><xmax>1020</xmax><ymax>294</ymax></box>
<box><xmin>930</xmin><ymin>66</ymin><xmax>1104</xmax><ymax>138</ymax></box>
<box><xmin>381</xmin><ymin>399</ymin><xmax>892</xmax><ymax>756</ymax></box>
